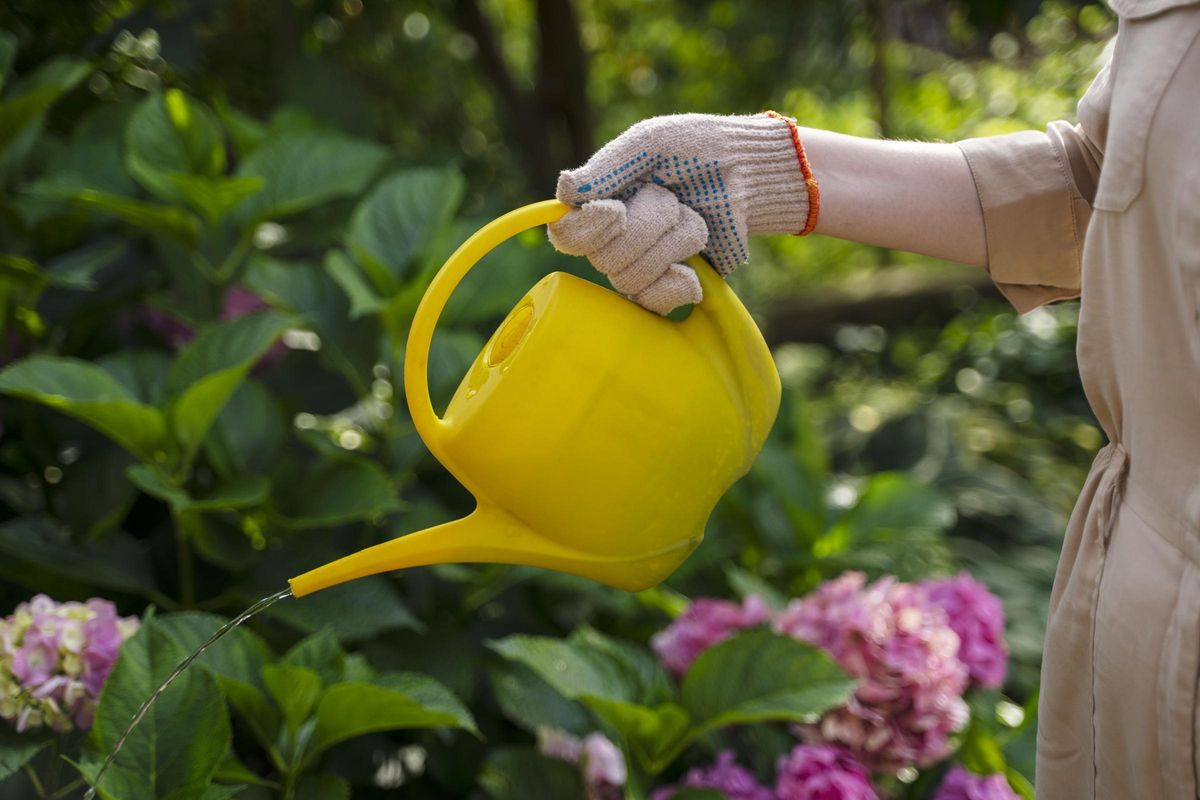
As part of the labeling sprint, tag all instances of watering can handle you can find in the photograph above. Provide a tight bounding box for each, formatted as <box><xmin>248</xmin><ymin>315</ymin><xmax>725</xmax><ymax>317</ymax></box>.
<box><xmin>404</xmin><ymin>199</ymin><xmax>729</xmax><ymax>452</ymax></box>
<box><xmin>405</xmin><ymin>199</ymin><xmax>568</xmax><ymax>449</ymax></box>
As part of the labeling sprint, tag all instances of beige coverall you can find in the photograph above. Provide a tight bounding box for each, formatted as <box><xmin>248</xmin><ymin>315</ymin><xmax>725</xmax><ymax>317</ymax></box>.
<box><xmin>955</xmin><ymin>1</ymin><xmax>1200</xmax><ymax>796</ymax></box>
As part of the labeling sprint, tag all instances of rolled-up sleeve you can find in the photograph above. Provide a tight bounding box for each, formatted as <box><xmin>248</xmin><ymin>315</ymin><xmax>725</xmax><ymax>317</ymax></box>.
<box><xmin>955</xmin><ymin>57</ymin><xmax>1112</xmax><ymax>313</ymax></box>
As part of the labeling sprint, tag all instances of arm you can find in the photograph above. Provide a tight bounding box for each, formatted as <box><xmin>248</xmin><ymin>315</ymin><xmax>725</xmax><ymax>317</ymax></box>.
<box><xmin>802</xmin><ymin>129</ymin><xmax>987</xmax><ymax>268</ymax></box>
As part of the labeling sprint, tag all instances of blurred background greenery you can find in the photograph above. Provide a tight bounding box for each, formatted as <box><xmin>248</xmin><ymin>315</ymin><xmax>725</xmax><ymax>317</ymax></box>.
<box><xmin>0</xmin><ymin>0</ymin><xmax>1110</xmax><ymax>796</ymax></box>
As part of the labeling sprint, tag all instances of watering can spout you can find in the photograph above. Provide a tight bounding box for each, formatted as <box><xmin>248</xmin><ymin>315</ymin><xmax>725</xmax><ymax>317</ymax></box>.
<box><xmin>288</xmin><ymin>504</ymin><xmax>698</xmax><ymax>597</ymax></box>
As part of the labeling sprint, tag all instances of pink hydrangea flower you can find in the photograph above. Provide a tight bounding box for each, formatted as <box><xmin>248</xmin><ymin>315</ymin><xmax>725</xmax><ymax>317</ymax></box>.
<box><xmin>933</xmin><ymin>765</ymin><xmax>1020</xmax><ymax>800</ymax></box>
<box><xmin>776</xmin><ymin>744</ymin><xmax>879</xmax><ymax>800</ymax></box>
<box><xmin>537</xmin><ymin>728</ymin><xmax>626</xmax><ymax>798</ymax></box>
<box><xmin>774</xmin><ymin>572</ymin><xmax>969</xmax><ymax>770</ymax></box>
<box><xmin>651</xmin><ymin>750</ymin><xmax>774</xmax><ymax>800</ymax></box>
<box><xmin>921</xmin><ymin>573</ymin><xmax>1008</xmax><ymax>688</ymax></box>
<box><xmin>0</xmin><ymin>594</ymin><xmax>139</xmax><ymax>732</ymax></box>
<box><xmin>651</xmin><ymin>595</ymin><xmax>772</xmax><ymax>677</ymax></box>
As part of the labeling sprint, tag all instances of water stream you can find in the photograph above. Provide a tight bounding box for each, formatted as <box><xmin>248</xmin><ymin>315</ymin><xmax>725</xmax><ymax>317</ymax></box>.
<box><xmin>83</xmin><ymin>587</ymin><xmax>294</xmax><ymax>800</ymax></box>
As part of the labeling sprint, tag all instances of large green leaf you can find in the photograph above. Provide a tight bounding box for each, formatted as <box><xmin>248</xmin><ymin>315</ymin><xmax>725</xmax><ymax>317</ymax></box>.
<box><xmin>204</xmin><ymin>380</ymin><xmax>286</xmax><ymax>480</ymax></box>
<box><xmin>272</xmin><ymin>458</ymin><xmax>401</xmax><ymax>529</ymax></box>
<box><xmin>304</xmin><ymin>672</ymin><xmax>476</xmax><ymax>765</ymax></box>
<box><xmin>0</xmin><ymin>517</ymin><xmax>156</xmax><ymax>596</ymax></box>
<box><xmin>98</xmin><ymin>350</ymin><xmax>171</xmax><ymax>406</ymax></box>
<box><xmin>323</xmin><ymin>249</ymin><xmax>384</xmax><ymax>319</ymax></box>
<box><xmin>345</xmin><ymin>167</ymin><xmax>464</xmax><ymax>290</ymax></box>
<box><xmin>165</xmin><ymin>312</ymin><xmax>292</xmax><ymax>460</ymax></box>
<box><xmin>0</xmin><ymin>356</ymin><xmax>169</xmax><ymax>460</ymax></box>
<box><xmin>232</xmin><ymin>132</ymin><xmax>389</xmax><ymax>225</ymax></box>
<box><xmin>152</xmin><ymin>611</ymin><xmax>273</xmax><ymax>687</ymax></box>
<box><xmin>489</xmin><ymin>661</ymin><xmax>592</xmax><ymax>736</ymax></box>
<box><xmin>478</xmin><ymin>747</ymin><xmax>584</xmax><ymax>800</ymax></box>
<box><xmin>488</xmin><ymin>635</ymin><xmax>637</xmax><ymax>704</ymax></box>
<box><xmin>126</xmin><ymin>90</ymin><xmax>225</xmax><ymax>204</ymax></box>
<box><xmin>243</xmin><ymin>254</ymin><xmax>378</xmax><ymax>387</ymax></box>
<box><xmin>680</xmin><ymin>630</ymin><xmax>855</xmax><ymax>735</ymax></box>
<box><xmin>268</xmin><ymin>576</ymin><xmax>423</xmax><ymax>641</ymax></box>
<box><xmin>46</xmin><ymin>188</ymin><xmax>201</xmax><ymax>243</ymax></box>
<box><xmin>82</xmin><ymin>617</ymin><xmax>231</xmax><ymax>800</ymax></box>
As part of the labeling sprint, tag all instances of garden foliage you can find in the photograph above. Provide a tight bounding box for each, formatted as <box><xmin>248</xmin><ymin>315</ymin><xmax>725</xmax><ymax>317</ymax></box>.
<box><xmin>0</xmin><ymin>2</ymin><xmax>1108</xmax><ymax>797</ymax></box>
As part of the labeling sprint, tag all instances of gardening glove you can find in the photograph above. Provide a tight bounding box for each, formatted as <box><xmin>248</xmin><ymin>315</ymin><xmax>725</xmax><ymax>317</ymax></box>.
<box><xmin>549</xmin><ymin>112</ymin><xmax>819</xmax><ymax>314</ymax></box>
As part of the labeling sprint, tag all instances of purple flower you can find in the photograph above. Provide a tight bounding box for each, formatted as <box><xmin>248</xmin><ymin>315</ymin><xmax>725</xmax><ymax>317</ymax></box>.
<box><xmin>774</xmin><ymin>572</ymin><xmax>969</xmax><ymax>771</ymax></box>
<box><xmin>933</xmin><ymin>765</ymin><xmax>1020</xmax><ymax>800</ymax></box>
<box><xmin>537</xmin><ymin>728</ymin><xmax>626</xmax><ymax>796</ymax></box>
<box><xmin>651</xmin><ymin>595</ymin><xmax>772</xmax><ymax>677</ymax></box>
<box><xmin>775</xmin><ymin>744</ymin><xmax>879</xmax><ymax>800</ymax></box>
<box><xmin>651</xmin><ymin>751</ymin><xmax>774</xmax><ymax>800</ymax></box>
<box><xmin>921</xmin><ymin>573</ymin><xmax>1008</xmax><ymax>688</ymax></box>
<box><xmin>0</xmin><ymin>594</ymin><xmax>139</xmax><ymax>732</ymax></box>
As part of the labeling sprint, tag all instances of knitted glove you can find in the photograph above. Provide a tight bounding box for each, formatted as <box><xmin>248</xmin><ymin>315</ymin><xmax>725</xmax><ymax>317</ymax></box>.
<box><xmin>549</xmin><ymin>112</ymin><xmax>819</xmax><ymax>314</ymax></box>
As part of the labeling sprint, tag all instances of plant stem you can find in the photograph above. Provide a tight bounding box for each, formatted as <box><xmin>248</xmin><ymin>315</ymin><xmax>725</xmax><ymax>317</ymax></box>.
<box><xmin>23</xmin><ymin>763</ymin><xmax>46</xmax><ymax>798</ymax></box>
<box><xmin>47</xmin><ymin>778</ymin><xmax>85</xmax><ymax>800</ymax></box>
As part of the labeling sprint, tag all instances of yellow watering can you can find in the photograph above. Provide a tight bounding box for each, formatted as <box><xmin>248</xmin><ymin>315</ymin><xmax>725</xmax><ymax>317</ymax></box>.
<box><xmin>288</xmin><ymin>200</ymin><xmax>780</xmax><ymax>596</ymax></box>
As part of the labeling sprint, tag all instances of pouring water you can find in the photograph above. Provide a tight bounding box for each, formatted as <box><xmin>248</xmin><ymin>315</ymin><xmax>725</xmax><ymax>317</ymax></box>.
<box><xmin>83</xmin><ymin>588</ymin><xmax>293</xmax><ymax>800</ymax></box>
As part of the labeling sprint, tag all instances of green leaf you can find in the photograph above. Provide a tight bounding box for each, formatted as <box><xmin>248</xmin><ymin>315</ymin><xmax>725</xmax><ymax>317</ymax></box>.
<box><xmin>488</xmin><ymin>635</ymin><xmax>637</xmax><ymax>704</ymax></box>
<box><xmin>0</xmin><ymin>516</ymin><xmax>156</xmax><ymax>596</ymax></box>
<box><xmin>215</xmin><ymin>676</ymin><xmax>280</xmax><ymax>755</ymax></box>
<box><xmin>323</xmin><ymin>249</ymin><xmax>384</xmax><ymax>319</ymax></box>
<box><xmin>213</xmin><ymin>756</ymin><xmax>278</xmax><ymax>789</ymax></box>
<box><xmin>489</xmin><ymin>661</ymin><xmax>592</xmax><ymax>735</ymax></box>
<box><xmin>816</xmin><ymin>472</ymin><xmax>956</xmax><ymax>580</ymax></box>
<box><xmin>83</xmin><ymin>617</ymin><xmax>232</xmax><ymax>799</ymax></box>
<box><xmin>232</xmin><ymin>132</ymin><xmax>389</xmax><ymax>225</ymax></box>
<box><xmin>273</xmin><ymin>458</ymin><xmax>400</xmax><ymax>529</ymax></box>
<box><xmin>166</xmin><ymin>312</ymin><xmax>292</xmax><ymax>460</ymax></box>
<box><xmin>268</xmin><ymin>576</ymin><xmax>423</xmax><ymax>641</ymax></box>
<box><xmin>282</xmin><ymin>630</ymin><xmax>347</xmax><ymax>687</ymax></box>
<box><xmin>126</xmin><ymin>90</ymin><xmax>226</xmax><ymax>204</ymax></box>
<box><xmin>304</xmin><ymin>673</ymin><xmax>476</xmax><ymax>764</ymax></box>
<box><xmin>97</xmin><ymin>350</ymin><xmax>171</xmax><ymax>406</ymax></box>
<box><xmin>204</xmin><ymin>380</ymin><xmax>286</xmax><ymax>480</ymax></box>
<box><xmin>0</xmin><ymin>356</ymin><xmax>169</xmax><ymax>460</ymax></box>
<box><xmin>243</xmin><ymin>254</ymin><xmax>378</xmax><ymax>387</ymax></box>
<box><xmin>581</xmin><ymin>696</ymin><xmax>691</xmax><ymax>774</ymax></box>
<box><xmin>153</xmin><ymin>611</ymin><xmax>273</xmax><ymax>687</ymax></box>
<box><xmin>0</xmin><ymin>727</ymin><xmax>49</xmax><ymax>781</ymax></box>
<box><xmin>0</xmin><ymin>86</ymin><xmax>59</xmax><ymax>157</ymax></box>
<box><xmin>669</xmin><ymin>791</ymin><xmax>729</xmax><ymax>800</ymax></box>
<box><xmin>45</xmin><ymin>188</ymin><xmax>201</xmax><ymax>243</ymax></box>
<box><xmin>345</xmin><ymin>167</ymin><xmax>464</xmax><ymax>290</ymax></box>
<box><xmin>479</xmin><ymin>747</ymin><xmax>584</xmax><ymax>800</ymax></box>
<box><xmin>167</xmin><ymin>174</ymin><xmax>264</xmax><ymax>224</ymax></box>
<box><xmin>261</xmin><ymin>664</ymin><xmax>322</xmax><ymax>735</ymax></box>
<box><xmin>45</xmin><ymin>239</ymin><xmax>128</xmax><ymax>290</ymax></box>
<box><xmin>680</xmin><ymin>630</ymin><xmax>856</xmax><ymax>736</ymax></box>
<box><xmin>127</xmin><ymin>465</ymin><xmax>269</xmax><ymax>512</ymax></box>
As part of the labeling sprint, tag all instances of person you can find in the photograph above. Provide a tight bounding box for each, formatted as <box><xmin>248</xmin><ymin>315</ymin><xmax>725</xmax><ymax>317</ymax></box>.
<box><xmin>547</xmin><ymin>2</ymin><xmax>1200</xmax><ymax>797</ymax></box>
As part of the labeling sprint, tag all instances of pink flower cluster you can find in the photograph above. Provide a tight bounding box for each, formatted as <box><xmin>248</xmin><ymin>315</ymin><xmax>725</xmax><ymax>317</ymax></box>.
<box><xmin>776</xmin><ymin>744</ymin><xmax>879</xmax><ymax>800</ymax></box>
<box><xmin>921</xmin><ymin>574</ymin><xmax>1008</xmax><ymax>688</ymax></box>
<box><xmin>774</xmin><ymin>572</ymin><xmax>970</xmax><ymax>770</ymax></box>
<box><xmin>651</xmin><ymin>750</ymin><xmax>774</xmax><ymax>800</ymax></box>
<box><xmin>651</xmin><ymin>571</ymin><xmax>1008</xmax><ymax>775</ymax></box>
<box><xmin>0</xmin><ymin>595</ymin><xmax>139</xmax><ymax>732</ymax></box>
<box><xmin>537</xmin><ymin>728</ymin><xmax>626</xmax><ymax>798</ymax></box>
<box><xmin>653</xmin><ymin>745</ymin><xmax>878</xmax><ymax>800</ymax></box>
<box><xmin>650</xmin><ymin>595</ymin><xmax>771</xmax><ymax>677</ymax></box>
<box><xmin>933</xmin><ymin>765</ymin><xmax>1020</xmax><ymax>800</ymax></box>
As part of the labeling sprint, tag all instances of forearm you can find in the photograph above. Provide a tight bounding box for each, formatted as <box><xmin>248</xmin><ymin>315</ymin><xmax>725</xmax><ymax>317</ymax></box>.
<box><xmin>801</xmin><ymin>128</ymin><xmax>988</xmax><ymax>268</ymax></box>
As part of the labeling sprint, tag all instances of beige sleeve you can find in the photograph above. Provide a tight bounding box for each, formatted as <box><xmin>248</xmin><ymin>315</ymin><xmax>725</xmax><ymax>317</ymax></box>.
<box><xmin>955</xmin><ymin>58</ymin><xmax>1112</xmax><ymax>314</ymax></box>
